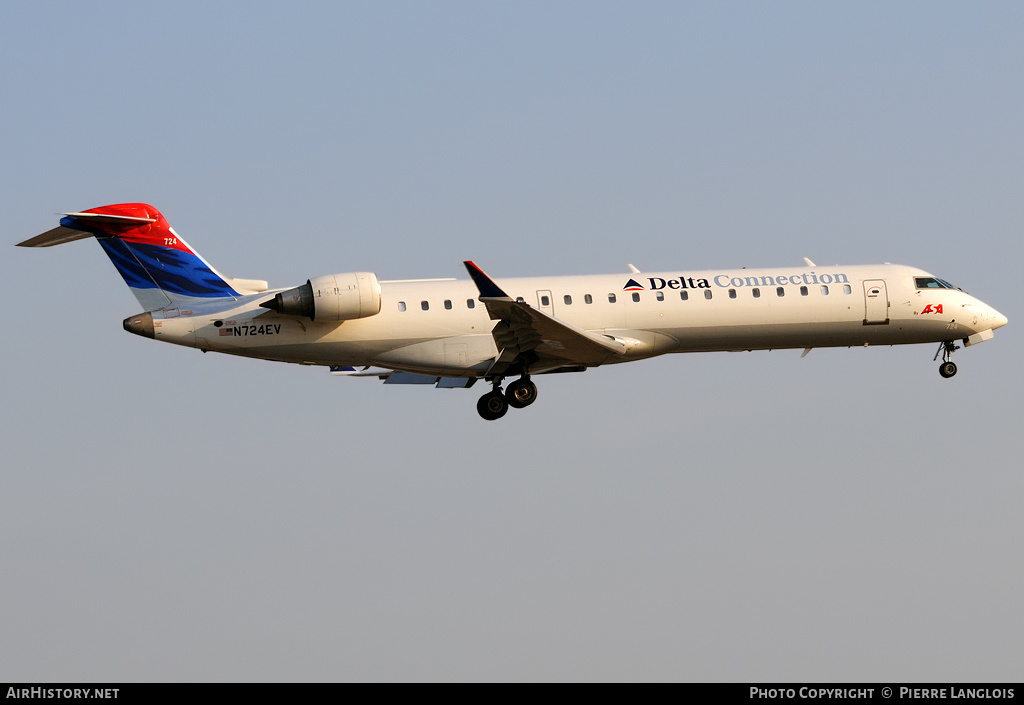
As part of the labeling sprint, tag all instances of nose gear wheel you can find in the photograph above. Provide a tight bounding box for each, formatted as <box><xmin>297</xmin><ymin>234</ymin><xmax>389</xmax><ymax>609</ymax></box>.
<box><xmin>934</xmin><ymin>341</ymin><xmax>960</xmax><ymax>378</ymax></box>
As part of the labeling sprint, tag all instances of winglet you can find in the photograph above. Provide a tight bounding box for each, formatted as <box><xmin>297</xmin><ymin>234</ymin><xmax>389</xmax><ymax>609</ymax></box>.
<box><xmin>464</xmin><ymin>261</ymin><xmax>510</xmax><ymax>299</ymax></box>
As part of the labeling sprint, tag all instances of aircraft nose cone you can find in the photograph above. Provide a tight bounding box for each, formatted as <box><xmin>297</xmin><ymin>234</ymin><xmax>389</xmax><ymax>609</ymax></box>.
<box><xmin>991</xmin><ymin>309</ymin><xmax>1008</xmax><ymax>330</ymax></box>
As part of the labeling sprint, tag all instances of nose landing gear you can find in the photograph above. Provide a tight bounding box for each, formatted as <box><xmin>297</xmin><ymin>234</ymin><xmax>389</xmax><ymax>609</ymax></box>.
<box><xmin>476</xmin><ymin>376</ymin><xmax>538</xmax><ymax>420</ymax></box>
<box><xmin>934</xmin><ymin>341</ymin><xmax>960</xmax><ymax>378</ymax></box>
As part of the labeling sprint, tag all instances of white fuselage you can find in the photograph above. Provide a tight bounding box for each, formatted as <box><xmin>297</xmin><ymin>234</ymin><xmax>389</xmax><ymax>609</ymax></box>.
<box><xmin>150</xmin><ymin>263</ymin><xmax>1007</xmax><ymax>376</ymax></box>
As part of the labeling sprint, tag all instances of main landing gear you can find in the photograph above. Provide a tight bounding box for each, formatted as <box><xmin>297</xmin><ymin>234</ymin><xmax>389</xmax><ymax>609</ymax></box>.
<box><xmin>934</xmin><ymin>340</ymin><xmax>960</xmax><ymax>378</ymax></box>
<box><xmin>476</xmin><ymin>376</ymin><xmax>539</xmax><ymax>420</ymax></box>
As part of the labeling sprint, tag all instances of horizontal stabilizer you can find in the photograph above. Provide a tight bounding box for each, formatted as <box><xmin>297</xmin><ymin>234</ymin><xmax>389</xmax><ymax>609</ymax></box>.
<box><xmin>18</xmin><ymin>226</ymin><xmax>93</xmax><ymax>248</ymax></box>
<box><xmin>19</xmin><ymin>211</ymin><xmax>159</xmax><ymax>247</ymax></box>
<box><xmin>62</xmin><ymin>211</ymin><xmax>157</xmax><ymax>225</ymax></box>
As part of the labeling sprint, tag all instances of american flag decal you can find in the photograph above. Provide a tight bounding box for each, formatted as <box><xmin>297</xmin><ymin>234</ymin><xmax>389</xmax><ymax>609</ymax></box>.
<box><xmin>219</xmin><ymin>328</ymin><xmax>234</xmax><ymax>336</ymax></box>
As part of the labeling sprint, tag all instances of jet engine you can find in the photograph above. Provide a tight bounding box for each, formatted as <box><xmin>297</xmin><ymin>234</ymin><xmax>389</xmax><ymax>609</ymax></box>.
<box><xmin>261</xmin><ymin>272</ymin><xmax>381</xmax><ymax>322</ymax></box>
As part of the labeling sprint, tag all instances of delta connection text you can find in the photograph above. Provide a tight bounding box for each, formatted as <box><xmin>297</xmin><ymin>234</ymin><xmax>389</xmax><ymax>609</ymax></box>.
<box><xmin>643</xmin><ymin>270</ymin><xmax>851</xmax><ymax>291</ymax></box>
<box><xmin>750</xmin><ymin>688</ymin><xmax>1015</xmax><ymax>700</ymax></box>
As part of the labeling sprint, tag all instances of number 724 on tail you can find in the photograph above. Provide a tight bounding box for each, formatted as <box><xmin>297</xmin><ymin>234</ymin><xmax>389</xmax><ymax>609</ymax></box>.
<box><xmin>19</xmin><ymin>203</ymin><xmax>1007</xmax><ymax>420</ymax></box>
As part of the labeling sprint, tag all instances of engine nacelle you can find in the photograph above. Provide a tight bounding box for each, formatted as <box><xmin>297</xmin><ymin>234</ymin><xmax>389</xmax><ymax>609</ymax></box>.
<box><xmin>261</xmin><ymin>272</ymin><xmax>381</xmax><ymax>322</ymax></box>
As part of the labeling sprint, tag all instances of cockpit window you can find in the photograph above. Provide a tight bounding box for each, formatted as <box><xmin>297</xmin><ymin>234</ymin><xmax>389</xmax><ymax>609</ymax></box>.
<box><xmin>915</xmin><ymin>277</ymin><xmax>958</xmax><ymax>290</ymax></box>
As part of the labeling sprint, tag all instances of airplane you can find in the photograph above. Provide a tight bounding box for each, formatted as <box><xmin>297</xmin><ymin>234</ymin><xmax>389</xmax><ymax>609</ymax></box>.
<box><xmin>18</xmin><ymin>203</ymin><xmax>1008</xmax><ymax>420</ymax></box>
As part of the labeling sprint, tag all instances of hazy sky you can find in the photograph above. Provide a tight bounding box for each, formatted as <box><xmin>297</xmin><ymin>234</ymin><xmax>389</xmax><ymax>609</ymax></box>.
<box><xmin>2</xmin><ymin>1</ymin><xmax>1021</xmax><ymax>682</ymax></box>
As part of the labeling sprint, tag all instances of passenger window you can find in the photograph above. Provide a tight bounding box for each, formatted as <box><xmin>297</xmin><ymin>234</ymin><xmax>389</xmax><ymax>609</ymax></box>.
<box><xmin>421</xmin><ymin>301</ymin><xmax>429</xmax><ymax>311</ymax></box>
<box><xmin>541</xmin><ymin>295</ymin><xmax>550</xmax><ymax>306</ymax></box>
<box><xmin>608</xmin><ymin>293</ymin><xmax>616</xmax><ymax>303</ymax></box>
<box><xmin>777</xmin><ymin>287</ymin><xmax>785</xmax><ymax>297</ymax></box>
<box><xmin>584</xmin><ymin>294</ymin><xmax>593</xmax><ymax>304</ymax></box>
<box><xmin>656</xmin><ymin>291</ymin><xmax>664</xmax><ymax>301</ymax></box>
<box><xmin>564</xmin><ymin>295</ymin><xmax>572</xmax><ymax>305</ymax></box>
<box><xmin>728</xmin><ymin>289</ymin><xmax>736</xmax><ymax>299</ymax></box>
<box><xmin>467</xmin><ymin>299</ymin><xmax>475</xmax><ymax>309</ymax></box>
<box><xmin>704</xmin><ymin>290</ymin><xmax>712</xmax><ymax>300</ymax></box>
<box><xmin>821</xmin><ymin>285</ymin><xmax>829</xmax><ymax>295</ymax></box>
<box><xmin>444</xmin><ymin>299</ymin><xmax>452</xmax><ymax>310</ymax></box>
<box><xmin>398</xmin><ymin>301</ymin><xmax>407</xmax><ymax>312</ymax></box>
<box><xmin>800</xmin><ymin>286</ymin><xmax>808</xmax><ymax>296</ymax></box>
<box><xmin>843</xmin><ymin>284</ymin><xmax>852</xmax><ymax>295</ymax></box>
<box><xmin>632</xmin><ymin>292</ymin><xmax>640</xmax><ymax>302</ymax></box>
<box><xmin>680</xmin><ymin>291</ymin><xmax>688</xmax><ymax>301</ymax></box>
<box><xmin>752</xmin><ymin>288</ymin><xmax>760</xmax><ymax>298</ymax></box>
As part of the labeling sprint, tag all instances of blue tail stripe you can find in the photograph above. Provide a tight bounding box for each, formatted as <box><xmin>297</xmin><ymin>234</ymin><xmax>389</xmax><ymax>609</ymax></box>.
<box><xmin>98</xmin><ymin>237</ymin><xmax>160</xmax><ymax>291</ymax></box>
<box><xmin>98</xmin><ymin>238</ymin><xmax>239</xmax><ymax>298</ymax></box>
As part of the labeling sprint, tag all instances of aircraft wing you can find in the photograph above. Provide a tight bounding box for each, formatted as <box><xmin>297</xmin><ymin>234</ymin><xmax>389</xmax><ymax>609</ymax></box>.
<box><xmin>464</xmin><ymin>261</ymin><xmax>626</xmax><ymax>374</ymax></box>
<box><xmin>330</xmin><ymin>366</ymin><xmax>476</xmax><ymax>387</ymax></box>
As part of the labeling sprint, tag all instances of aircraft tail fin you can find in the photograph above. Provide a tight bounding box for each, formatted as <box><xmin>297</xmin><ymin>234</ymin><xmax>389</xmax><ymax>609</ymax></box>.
<box><xmin>18</xmin><ymin>203</ymin><xmax>267</xmax><ymax>311</ymax></box>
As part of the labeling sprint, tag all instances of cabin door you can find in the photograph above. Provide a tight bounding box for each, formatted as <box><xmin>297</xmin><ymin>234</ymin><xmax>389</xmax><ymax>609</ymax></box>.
<box><xmin>863</xmin><ymin>280</ymin><xmax>889</xmax><ymax>325</ymax></box>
